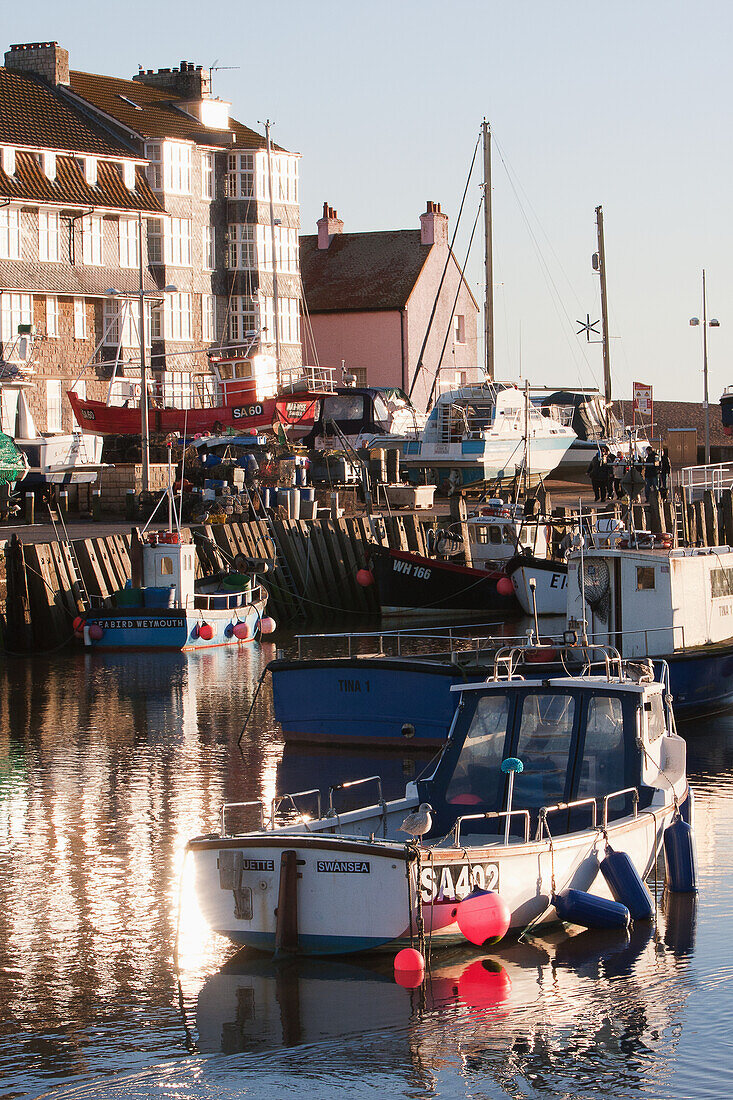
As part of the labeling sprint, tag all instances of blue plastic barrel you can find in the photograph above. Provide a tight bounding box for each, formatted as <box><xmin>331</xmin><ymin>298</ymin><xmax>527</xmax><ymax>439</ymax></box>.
<box><xmin>600</xmin><ymin>846</ymin><xmax>654</xmax><ymax>920</ymax></box>
<box><xmin>663</xmin><ymin>815</ymin><xmax>698</xmax><ymax>892</ymax></box>
<box><xmin>300</xmin><ymin>486</ymin><xmax>316</xmax><ymax>503</ymax></box>
<box><xmin>554</xmin><ymin>889</ymin><xmax>631</xmax><ymax>930</ymax></box>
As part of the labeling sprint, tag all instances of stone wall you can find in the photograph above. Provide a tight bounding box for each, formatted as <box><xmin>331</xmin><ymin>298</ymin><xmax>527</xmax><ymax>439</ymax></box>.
<box><xmin>98</xmin><ymin>463</ymin><xmax>170</xmax><ymax>512</ymax></box>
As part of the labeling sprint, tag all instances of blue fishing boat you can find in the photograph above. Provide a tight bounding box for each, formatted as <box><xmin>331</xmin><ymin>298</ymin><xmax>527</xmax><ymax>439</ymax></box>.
<box><xmin>79</xmin><ymin>529</ymin><xmax>270</xmax><ymax>651</ymax></box>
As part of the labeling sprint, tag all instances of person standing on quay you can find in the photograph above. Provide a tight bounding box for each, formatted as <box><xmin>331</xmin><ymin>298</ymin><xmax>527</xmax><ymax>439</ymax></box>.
<box><xmin>644</xmin><ymin>446</ymin><xmax>659</xmax><ymax>501</ymax></box>
<box><xmin>587</xmin><ymin>447</ymin><xmax>608</xmax><ymax>502</ymax></box>
<box><xmin>660</xmin><ymin>447</ymin><xmax>671</xmax><ymax>500</ymax></box>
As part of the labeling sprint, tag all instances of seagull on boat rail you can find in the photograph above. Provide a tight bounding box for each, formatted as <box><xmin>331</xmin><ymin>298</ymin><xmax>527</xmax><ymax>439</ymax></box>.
<box><xmin>400</xmin><ymin>803</ymin><xmax>433</xmax><ymax>842</ymax></box>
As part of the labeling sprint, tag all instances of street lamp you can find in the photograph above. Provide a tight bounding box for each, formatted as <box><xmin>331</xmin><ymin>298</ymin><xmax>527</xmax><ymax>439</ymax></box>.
<box><xmin>106</xmin><ymin>281</ymin><xmax>177</xmax><ymax>492</ymax></box>
<box><xmin>690</xmin><ymin>269</ymin><xmax>720</xmax><ymax>465</ymax></box>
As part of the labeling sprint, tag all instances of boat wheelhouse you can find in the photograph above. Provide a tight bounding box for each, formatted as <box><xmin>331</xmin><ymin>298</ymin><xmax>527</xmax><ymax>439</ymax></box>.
<box><xmin>188</xmin><ymin>644</ymin><xmax>688</xmax><ymax>956</ymax></box>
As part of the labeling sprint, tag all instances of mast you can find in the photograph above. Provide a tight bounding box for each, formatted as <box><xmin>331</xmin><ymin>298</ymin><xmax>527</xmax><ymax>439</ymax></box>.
<box><xmin>595</xmin><ymin>205</ymin><xmax>612</xmax><ymax>437</ymax></box>
<box><xmin>483</xmin><ymin>119</ymin><xmax>494</xmax><ymax>381</ymax></box>
<box><xmin>264</xmin><ymin>120</ymin><xmax>281</xmax><ymax>375</ymax></box>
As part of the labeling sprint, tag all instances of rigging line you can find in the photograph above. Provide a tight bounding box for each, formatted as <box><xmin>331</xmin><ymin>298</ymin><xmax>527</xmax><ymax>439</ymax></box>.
<box><xmin>299</xmin><ymin>272</ymin><xmax>319</xmax><ymax>368</ymax></box>
<box><xmin>425</xmin><ymin>196</ymin><xmax>483</xmax><ymax>411</ymax></box>
<box><xmin>408</xmin><ymin>132</ymin><xmax>482</xmax><ymax>401</ymax></box>
<box><xmin>491</xmin><ymin>138</ymin><xmax>598</xmax><ymax>390</ymax></box>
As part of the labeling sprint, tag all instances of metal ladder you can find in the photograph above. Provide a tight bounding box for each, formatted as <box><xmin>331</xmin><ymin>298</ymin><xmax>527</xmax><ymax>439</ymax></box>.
<box><xmin>673</xmin><ymin>497</ymin><xmax>686</xmax><ymax>547</ymax></box>
<box><xmin>47</xmin><ymin>502</ymin><xmax>91</xmax><ymax>611</ymax></box>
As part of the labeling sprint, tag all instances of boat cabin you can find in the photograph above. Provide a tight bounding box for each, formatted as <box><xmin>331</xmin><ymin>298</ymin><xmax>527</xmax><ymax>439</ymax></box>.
<box><xmin>566</xmin><ymin>545</ymin><xmax>733</xmax><ymax>657</ymax></box>
<box><xmin>303</xmin><ymin>386</ymin><xmax>424</xmax><ymax>450</ymax></box>
<box><xmin>466</xmin><ymin>504</ymin><xmax>549</xmax><ymax>566</ymax></box>
<box><xmin>417</xmin><ymin>673</ymin><xmax>672</xmax><ymax>842</ymax></box>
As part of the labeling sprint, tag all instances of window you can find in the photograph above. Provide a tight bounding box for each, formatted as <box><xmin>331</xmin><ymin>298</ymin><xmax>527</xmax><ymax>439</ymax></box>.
<box><xmin>445</xmin><ymin>693</ymin><xmax>510</xmax><ymax>809</ymax></box>
<box><xmin>202</xmin><ymin>225</ymin><xmax>215</xmax><ymax>269</ymax></box>
<box><xmin>260</xmin><ymin>295</ymin><xmax>301</xmax><ymax>345</ymax></box>
<box><xmin>514</xmin><ymin>692</ymin><xmax>576</xmax><ymax>809</ymax></box>
<box><xmin>82</xmin><ymin>214</ymin><xmax>103</xmax><ymax>265</ymax></box>
<box><xmin>145</xmin><ymin>142</ymin><xmax>162</xmax><ymax>190</ymax></box>
<box><xmin>103</xmin><ymin>297</ymin><xmax>152</xmax><ymax>348</ymax></box>
<box><xmin>46</xmin><ymin>296</ymin><xmax>58</xmax><ymax>337</ymax></box>
<box><xmin>46</xmin><ymin>380</ymin><xmax>62</xmax><ymax>432</ymax></box>
<box><xmin>202</xmin><ymin>293</ymin><xmax>215</xmax><ymax>342</ymax></box>
<box><xmin>577</xmin><ymin>695</ymin><xmax>626</xmax><ymax>799</ymax></box>
<box><xmin>164</xmin><ymin>142</ymin><xmax>191</xmax><ymax>194</ymax></box>
<box><xmin>202</xmin><ymin>152</ymin><xmax>214</xmax><ymax>199</ymax></box>
<box><xmin>454</xmin><ymin>314</ymin><xmax>466</xmax><ymax>344</ymax></box>
<box><xmin>160</xmin><ymin>557</ymin><xmax>174</xmax><ymax>576</ymax></box>
<box><xmin>162</xmin><ymin>370</ymin><xmax>196</xmax><ymax>408</ymax></box>
<box><xmin>323</xmin><ymin>395</ymin><xmax>365</xmax><ymax>423</ymax></box>
<box><xmin>85</xmin><ymin>157</ymin><xmax>98</xmax><ymax>186</ymax></box>
<box><xmin>123</xmin><ymin>161</ymin><xmax>136</xmax><ymax>190</ymax></box>
<box><xmin>43</xmin><ymin>151</ymin><xmax>56</xmax><ymax>180</ymax></box>
<box><xmin>39</xmin><ymin>210</ymin><xmax>60</xmax><ymax>261</ymax></box>
<box><xmin>228</xmin><ymin>223</ymin><xmax>255</xmax><ymax>269</ymax></box>
<box><xmin>255</xmin><ymin>153</ymin><xmax>298</xmax><ymax>204</ymax></box>
<box><xmin>74</xmin><ymin>298</ymin><xmax>87</xmax><ymax>340</ymax></box>
<box><xmin>226</xmin><ymin>152</ymin><xmax>254</xmax><ymax>198</ymax></box>
<box><xmin>165</xmin><ymin>218</ymin><xmax>191</xmax><ymax>266</ymax></box>
<box><xmin>0</xmin><ymin>293</ymin><xmax>32</xmax><ymax>341</ymax></box>
<box><xmin>147</xmin><ymin>218</ymin><xmax>162</xmax><ymax>264</ymax></box>
<box><xmin>119</xmin><ymin>217</ymin><xmax>139</xmax><ymax>268</ymax></box>
<box><xmin>0</xmin><ymin>207</ymin><xmax>20</xmax><ymax>259</ymax></box>
<box><xmin>2</xmin><ymin>147</ymin><xmax>15</xmax><ymax>176</ymax></box>
<box><xmin>711</xmin><ymin>567</ymin><xmax>733</xmax><ymax>598</ymax></box>
<box><xmin>228</xmin><ymin>295</ymin><xmax>257</xmax><ymax>343</ymax></box>
<box><xmin>636</xmin><ymin>566</ymin><xmax>655</xmax><ymax>591</ymax></box>
<box><xmin>164</xmin><ymin>292</ymin><xmax>191</xmax><ymax>341</ymax></box>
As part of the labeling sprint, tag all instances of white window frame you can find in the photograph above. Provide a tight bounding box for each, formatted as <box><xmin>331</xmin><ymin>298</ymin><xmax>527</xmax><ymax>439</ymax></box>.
<box><xmin>453</xmin><ymin>314</ymin><xmax>466</xmax><ymax>344</ymax></box>
<box><xmin>123</xmin><ymin>161</ymin><xmax>136</xmax><ymax>190</ymax></box>
<box><xmin>43</xmin><ymin>151</ymin><xmax>56</xmax><ymax>181</ymax></box>
<box><xmin>82</xmin><ymin>214</ymin><xmax>103</xmax><ymax>266</ymax></box>
<box><xmin>164</xmin><ymin>291</ymin><xmax>192</xmax><ymax>341</ymax></box>
<box><xmin>145</xmin><ymin>142</ymin><xmax>162</xmax><ymax>190</ymax></box>
<box><xmin>0</xmin><ymin>292</ymin><xmax>32</xmax><ymax>342</ymax></box>
<box><xmin>202</xmin><ymin>224</ymin><xmax>215</xmax><ymax>270</ymax></box>
<box><xmin>46</xmin><ymin>380</ymin><xmax>62</xmax><ymax>433</ymax></box>
<box><xmin>261</xmin><ymin>295</ymin><xmax>300</xmax><ymax>346</ymax></box>
<box><xmin>202</xmin><ymin>293</ymin><xmax>215</xmax><ymax>343</ymax></box>
<box><xmin>119</xmin><ymin>217</ymin><xmax>139</xmax><ymax>268</ymax></box>
<box><xmin>39</xmin><ymin>210</ymin><xmax>60</xmax><ymax>262</ymax></box>
<box><xmin>74</xmin><ymin>298</ymin><xmax>87</xmax><ymax>340</ymax></box>
<box><xmin>46</xmin><ymin>295</ymin><xmax>59</xmax><ymax>337</ymax></box>
<box><xmin>147</xmin><ymin>218</ymin><xmax>162</xmax><ymax>265</ymax></box>
<box><xmin>228</xmin><ymin>295</ymin><xmax>257</xmax><ymax>343</ymax></box>
<box><xmin>1</xmin><ymin>147</ymin><xmax>15</xmax><ymax>176</ymax></box>
<box><xmin>228</xmin><ymin>223</ymin><xmax>255</xmax><ymax>270</ymax></box>
<box><xmin>226</xmin><ymin>152</ymin><xmax>254</xmax><ymax>198</ymax></box>
<box><xmin>85</xmin><ymin>157</ymin><xmax>98</xmax><ymax>186</ymax></box>
<box><xmin>165</xmin><ymin>218</ymin><xmax>191</xmax><ymax>267</ymax></box>
<box><xmin>163</xmin><ymin>142</ymin><xmax>192</xmax><ymax>195</ymax></box>
<box><xmin>0</xmin><ymin>206</ymin><xmax>21</xmax><ymax>260</ymax></box>
<box><xmin>202</xmin><ymin>152</ymin><xmax>214</xmax><ymax>199</ymax></box>
<box><xmin>103</xmin><ymin>297</ymin><xmax>152</xmax><ymax>348</ymax></box>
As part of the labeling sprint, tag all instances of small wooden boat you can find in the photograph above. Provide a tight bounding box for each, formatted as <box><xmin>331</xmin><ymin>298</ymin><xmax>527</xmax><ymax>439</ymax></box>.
<box><xmin>188</xmin><ymin>641</ymin><xmax>690</xmax><ymax>955</ymax></box>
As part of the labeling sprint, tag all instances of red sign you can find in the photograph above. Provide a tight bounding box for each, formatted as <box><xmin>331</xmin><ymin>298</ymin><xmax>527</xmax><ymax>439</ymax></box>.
<box><xmin>633</xmin><ymin>382</ymin><xmax>653</xmax><ymax>417</ymax></box>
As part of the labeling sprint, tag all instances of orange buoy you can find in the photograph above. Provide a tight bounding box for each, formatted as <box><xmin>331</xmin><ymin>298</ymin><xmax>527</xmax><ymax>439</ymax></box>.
<box><xmin>456</xmin><ymin>888</ymin><xmax>511</xmax><ymax>946</ymax></box>
<box><xmin>199</xmin><ymin>622</ymin><xmax>214</xmax><ymax>640</ymax></box>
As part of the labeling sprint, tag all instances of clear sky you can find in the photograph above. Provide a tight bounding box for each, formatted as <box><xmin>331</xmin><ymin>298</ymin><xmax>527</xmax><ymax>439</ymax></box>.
<box><xmin>6</xmin><ymin>0</ymin><xmax>732</xmax><ymax>404</ymax></box>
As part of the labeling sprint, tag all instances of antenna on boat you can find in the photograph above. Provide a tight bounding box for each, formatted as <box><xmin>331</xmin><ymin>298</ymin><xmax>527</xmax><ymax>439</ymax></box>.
<box><xmin>578</xmin><ymin>496</ymin><xmax>589</xmax><ymax>645</ymax></box>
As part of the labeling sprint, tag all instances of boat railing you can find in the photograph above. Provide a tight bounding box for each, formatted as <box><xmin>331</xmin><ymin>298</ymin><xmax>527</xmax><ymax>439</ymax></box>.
<box><xmin>680</xmin><ymin>460</ymin><xmax>733</xmax><ymax>503</ymax></box>
<box><xmin>293</xmin><ymin>625</ymin><xmax>567</xmax><ymax>662</ymax></box>
<box><xmin>327</xmin><ymin>776</ymin><xmax>388</xmax><ymax>836</ymax></box>
<box><xmin>278</xmin><ymin>364</ymin><xmax>338</xmax><ymax>394</ymax></box>
<box><xmin>603</xmin><ymin>787</ymin><xmax>639</xmax><ymax>826</ymax></box>
<box><xmin>271</xmin><ymin>788</ymin><xmax>322</xmax><ymax>829</ymax></box>
<box><xmin>220</xmin><ymin>800</ymin><xmax>265</xmax><ymax>836</ymax></box>
<box><xmin>452</xmin><ymin>809</ymin><xmax>531</xmax><ymax>847</ymax></box>
<box><xmin>536</xmin><ymin>797</ymin><xmax>598</xmax><ymax>839</ymax></box>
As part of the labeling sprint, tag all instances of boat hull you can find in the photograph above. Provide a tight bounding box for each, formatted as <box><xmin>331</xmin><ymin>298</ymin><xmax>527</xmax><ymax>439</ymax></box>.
<box><xmin>371</xmin><ymin>548</ymin><xmax>518</xmax><ymax>615</ymax></box>
<box><xmin>82</xmin><ymin>598</ymin><xmax>266</xmax><ymax>651</ymax></box>
<box><xmin>188</xmin><ymin>803</ymin><xmax>673</xmax><ymax>957</ymax></box>
<box><xmin>508</xmin><ymin>556</ymin><xmax>568</xmax><ymax>616</ymax></box>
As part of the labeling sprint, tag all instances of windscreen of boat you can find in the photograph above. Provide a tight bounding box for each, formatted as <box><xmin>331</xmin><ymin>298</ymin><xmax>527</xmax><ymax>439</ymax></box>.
<box><xmin>444</xmin><ymin>693</ymin><xmax>510</xmax><ymax>810</ymax></box>
<box><xmin>513</xmin><ymin>693</ymin><xmax>576</xmax><ymax>809</ymax></box>
<box><xmin>322</xmin><ymin>395</ymin><xmax>365</xmax><ymax>425</ymax></box>
<box><xmin>574</xmin><ymin>695</ymin><xmax>626</xmax><ymax>799</ymax></box>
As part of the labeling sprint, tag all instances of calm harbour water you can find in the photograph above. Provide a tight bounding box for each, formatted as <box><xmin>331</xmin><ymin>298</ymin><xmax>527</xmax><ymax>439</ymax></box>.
<box><xmin>1</xmin><ymin>633</ymin><xmax>732</xmax><ymax>1100</ymax></box>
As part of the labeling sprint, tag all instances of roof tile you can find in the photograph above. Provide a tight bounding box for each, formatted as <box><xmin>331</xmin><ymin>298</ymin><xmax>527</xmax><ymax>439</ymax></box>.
<box><xmin>300</xmin><ymin>230</ymin><xmax>431</xmax><ymax>312</ymax></box>
<box><xmin>0</xmin><ymin>150</ymin><xmax>163</xmax><ymax>212</ymax></box>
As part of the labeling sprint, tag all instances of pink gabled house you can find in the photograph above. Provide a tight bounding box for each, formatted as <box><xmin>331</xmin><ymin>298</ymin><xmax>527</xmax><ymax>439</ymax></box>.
<box><xmin>300</xmin><ymin>201</ymin><xmax>481</xmax><ymax>412</ymax></box>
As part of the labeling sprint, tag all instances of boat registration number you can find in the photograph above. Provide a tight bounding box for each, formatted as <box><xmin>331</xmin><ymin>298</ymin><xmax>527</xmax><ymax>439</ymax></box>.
<box><xmin>93</xmin><ymin>618</ymin><xmax>187</xmax><ymax>629</ymax></box>
<box><xmin>80</xmin><ymin>409</ymin><xmax>96</xmax><ymax>421</ymax></box>
<box><xmin>420</xmin><ymin>861</ymin><xmax>499</xmax><ymax>904</ymax></box>
<box><xmin>232</xmin><ymin>404</ymin><xmax>264</xmax><ymax>419</ymax></box>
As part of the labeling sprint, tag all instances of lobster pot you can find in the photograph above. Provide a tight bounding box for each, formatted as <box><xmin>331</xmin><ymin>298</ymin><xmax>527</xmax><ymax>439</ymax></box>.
<box><xmin>386</xmin><ymin>447</ymin><xmax>400</xmax><ymax>483</ymax></box>
<box><xmin>600</xmin><ymin>846</ymin><xmax>654</xmax><ymax>920</ymax></box>
<box><xmin>663</xmin><ymin>816</ymin><xmax>698</xmax><ymax>893</ymax></box>
<box><xmin>554</xmin><ymin>889</ymin><xmax>630</xmax><ymax>931</ymax></box>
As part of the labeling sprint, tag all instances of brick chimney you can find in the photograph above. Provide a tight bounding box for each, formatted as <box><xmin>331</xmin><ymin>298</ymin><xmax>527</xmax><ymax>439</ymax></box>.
<box><xmin>4</xmin><ymin>42</ymin><xmax>70</xmax><ymax>86</ymax></box>
<box><xmin>133</xmin><ymin>61</ymin><xmax>211</xmax><ymax>99</ymax></box>
<box><xmin>420</xmin><ymin>200</ymin><xmax>448</xmax><ymax>246</ymax></box>
<box><xmin>317</xmin><ymin>202</ymin><xmax>344</xmax><ymax>249</ymax></box>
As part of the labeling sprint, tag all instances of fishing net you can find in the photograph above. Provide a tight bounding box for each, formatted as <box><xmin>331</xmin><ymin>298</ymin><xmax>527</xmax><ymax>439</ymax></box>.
<box><xmin>583</xmin><ymin>558</ymin><xmax>611</xmax><ymax>623</ymax></box>
<box><xmin>0</xmin><ymin>432</ymin><xmax>26</xmax><ymax>487</ymax></box>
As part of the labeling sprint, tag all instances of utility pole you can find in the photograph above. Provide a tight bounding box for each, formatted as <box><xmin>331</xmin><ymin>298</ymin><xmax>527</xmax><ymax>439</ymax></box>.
<box><xmin>137</xmin><ymin>210</ymin><xmax>150</xmax><ymax>493</ymax></box>
<box><xmin>482</xmin><ymin>119</ymin><xmax>494</xmax><ymax>381</ymax></box>
<box><xmin>595</xmin><ymin>205</ymin><xmax>612</xmax><ymax>437</ymax></box>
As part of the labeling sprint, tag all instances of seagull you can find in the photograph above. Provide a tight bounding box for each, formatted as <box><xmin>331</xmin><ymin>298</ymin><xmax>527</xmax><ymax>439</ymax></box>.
<box><xmin>400</xmin><ymin>803</ymin><xmax>433</xmax><ymax>842</ymax></box>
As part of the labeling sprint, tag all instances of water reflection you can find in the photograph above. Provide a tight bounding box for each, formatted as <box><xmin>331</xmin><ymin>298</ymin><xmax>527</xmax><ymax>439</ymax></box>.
<box><xmin>0</xmin><ymin>642</ymin><xmax>731</xmax><ymax>1099</ymax></box>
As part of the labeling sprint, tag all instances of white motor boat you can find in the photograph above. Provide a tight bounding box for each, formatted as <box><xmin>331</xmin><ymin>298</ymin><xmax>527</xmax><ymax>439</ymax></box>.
<box><xmin>187</xmin><ymin>640</ymin><xmax>690</xmax><ymax>956</ymax></box>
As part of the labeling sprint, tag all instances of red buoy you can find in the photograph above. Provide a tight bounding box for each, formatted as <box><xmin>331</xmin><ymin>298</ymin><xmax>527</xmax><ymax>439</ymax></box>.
<box><xmin>198</xmin><ymin>622</ymin><xmax>214</xmax><ymax>640</ymax></box>
<box><xmin>496</xmin><ymin>576</ymin><xmax>514</xmax><ymax>597</ymax></box>
<box><xmin>456</xmin><ymin>888</ymin><xmax>511</xmax><ymax>946</ymax></box>
<box><xmin>356</xmin><ymin>568</ymin><xmax>375</xmax><ymax>587</ymax></box>
<box><xmin>72</xmin><ymin>616</ymin><xmax>84</xmax><ymax>632</ymax></box>
<box><xmin>394</xmin><ymin>947</ymin><xmax>425</xmax><ymax>987</ymax></box>
<box><xmin>89</xmin><ymin>623</ymin><xmax>104</xmax><ymax>641</ymax></box>
<box><xmin>233</xmin><ymin>622</ymin><xmax>250</xmax><ymax>640</ymax></box>
<box><xmin>259</xmin><ymin>616</ymin><xmax>277</xmax><ymax>635</ymax></box>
